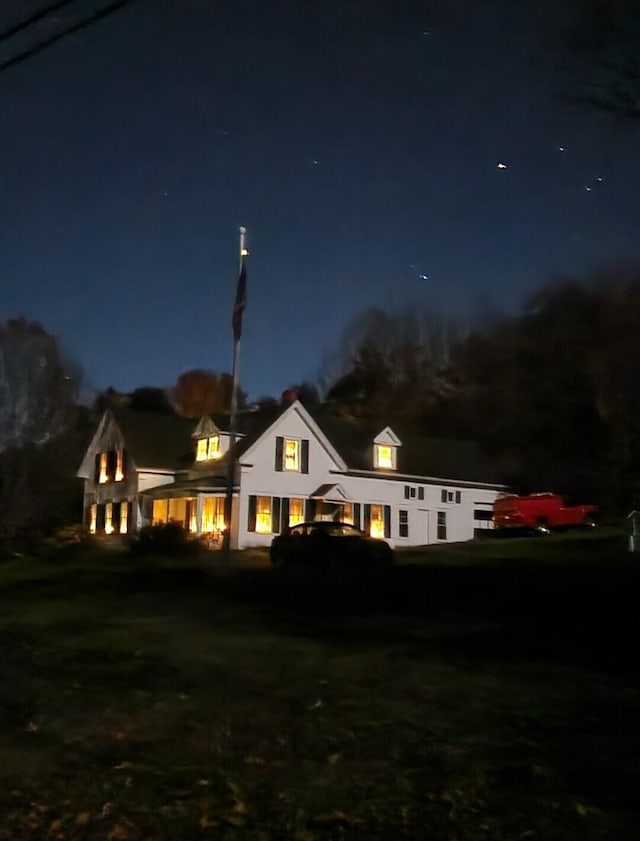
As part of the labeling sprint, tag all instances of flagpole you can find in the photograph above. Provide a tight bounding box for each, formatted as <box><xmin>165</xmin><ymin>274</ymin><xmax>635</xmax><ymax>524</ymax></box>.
<box><xmin>221</xmin><ymin>226</ymin><xmax>246</xmax><ymax>560</ymax></box>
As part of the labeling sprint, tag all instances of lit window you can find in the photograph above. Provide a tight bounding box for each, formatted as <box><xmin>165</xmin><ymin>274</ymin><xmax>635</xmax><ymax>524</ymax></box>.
<box><xmin>115</xmin><ymin>449</ymin><xmax>124</xmax><ymax>482</ymax></box>
<box><xmin>196</xmin><ymin>439</ymin><xmax>208</xmax><ymax>461</ymax></box>
<box><xmin>284</xmin><ymin>439</ymin><xmax>299</xmax><ymax>471</ymax></box>
<box><xmin>288</xmin><ymin>498</ymin><xmax>304</xmax><ymax>527</ymax></box>
<box><xmin>105</xmin><ymin>502</ymin><xmax>114</xmax><ymax>534</ymax></box>
<box><xmin>188</xmin><ymin>500</ymin><xmax>197</xmax><ymax>533</ymax></box>
<box><xmin>202</xmin><ymin>497</ymin><xmax>225</xmax><ymax>532</ymax></box>
<box><xmin>207</xmin><ymin>435</ymin><xmax>220</xmax><ymax>460</ymax></box>
<box><xmin>375</xmin><ymin>445</ymin><xmax>394</xmax><ymax>469</ymax></box>
<box><xmin>89</xmin><ymin>504</ymin><xmax>97</xmax><ymax>534</ymax></box>
<box><xmin>119</xmin><ymin>501</ymin><xmax>128</xmax><ymax>534</ymax></box>
<box><xmin>196</xmin><ymin>436</ymin><xmax>221</xmax><ymax>462</ymax></box>
<box><xmin>153</xmin><ymin>499</ymin><xmax>169</xmax><ymax>524</ymax></box>
<box><xmin>256</xmin><ymin>496</ymin><xmax>272</xmax><ymax>533</ymax></box>
<box><xmin>341</xmin><ymin>502</ymin><xmax>354</xmax><ymax>525</ymax></box>
<box><xmin>99</xmin><ymin>452</ymin><xmax>108</xmax><ymax>484</ymax></box>
<box><xmin>369</xmin><ymin>504</ymin><xmax>385</xmax><ymax>539</ymax></box>
<box><xmin>168</xmin><ymin>498</ymin><xmax>187</xmax><ymax>525</ymax></box>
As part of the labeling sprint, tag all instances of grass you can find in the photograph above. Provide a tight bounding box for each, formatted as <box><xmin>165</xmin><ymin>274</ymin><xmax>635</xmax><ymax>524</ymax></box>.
<box><xmin>0</xmin><ymin>530</ymin><xmax>638</xmax><ymax>839</ymax></box>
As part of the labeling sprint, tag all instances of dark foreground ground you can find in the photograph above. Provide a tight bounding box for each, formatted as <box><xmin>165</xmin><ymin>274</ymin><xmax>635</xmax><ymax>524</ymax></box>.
<box><xmin>0</xmin><ymin>529</ymin><xmax>638</xmax><ymax>840</ymax></box>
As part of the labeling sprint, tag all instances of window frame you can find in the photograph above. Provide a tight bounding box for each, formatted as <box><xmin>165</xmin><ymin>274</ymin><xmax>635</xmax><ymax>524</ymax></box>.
<box><xmin>283</xmin><ymin>438</ymin><xmax>300</xmax><ymax>472</ymax></box>
<box><xmin>255</xmin><ymin>495</ymin><xmax>273</xmax><ymax>534</ymax></box>
<box><xmin>437</xmin><ymin>510</ymin><xmax>447</xmax><ymax>540</ymax></box>
<box><xmin>374</xmin><ymin>443</ymin><xmax>395</xmax><ymax>470</ymax></box>
<box><xmin>399</xmin><ymin>509</ymin><xmax>409</xmax><ymax>538</ymax></box>
<box><xmin>98</xmin><ymin>452</ymin><xmax>108</xmax><ymax>484</ymax></box>
<box><xmin>115</xmin><ymin>448</ymin><xmax>125</xmax><ymax>482</ymax></box>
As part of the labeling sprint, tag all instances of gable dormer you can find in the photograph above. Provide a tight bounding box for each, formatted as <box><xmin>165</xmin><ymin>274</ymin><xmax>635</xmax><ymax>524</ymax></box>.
<box><xmin>192</xmin><ymin>414</ymin><xmax>247</xmax><ymax>463</ymax></box>
<box><xmin>372</xmin><ymin>426</ymin><xmax>402</xmax><ymax>470</ymax></box>
<box><xmin>192</xmin><ymin>415</ymin><xmax>224</xmax><ymax>463</ymax></box>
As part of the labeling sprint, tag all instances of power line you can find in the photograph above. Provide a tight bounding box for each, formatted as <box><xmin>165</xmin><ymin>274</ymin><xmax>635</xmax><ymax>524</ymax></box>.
<box><xmin>0</xmin><ymin>1</ymin><xmax>78</xmax><ymax>44</ymax></box>
<box><xmin>0</xmin><ymin>0</ymin><xmax>135</xmax><ymax>75</ymax></box>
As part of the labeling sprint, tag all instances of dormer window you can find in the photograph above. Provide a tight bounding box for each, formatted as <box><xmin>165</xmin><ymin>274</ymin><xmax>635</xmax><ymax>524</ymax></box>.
<box><xmin>373</xmin><ymin>427</ymin><xmax>401</xmax><ymax>471</ymax></box>
<box><xmin>196</xmin><ymin>435</ymin><xmax>220</xmax><ymax>462</ymax></box>
<box><xmin>375</xmin><ymin>444</ymin><xmax>394</xmax><ymax>469</ymax></box>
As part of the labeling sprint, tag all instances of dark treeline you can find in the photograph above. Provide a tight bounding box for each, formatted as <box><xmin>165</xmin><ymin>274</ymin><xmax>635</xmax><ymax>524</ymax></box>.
<box><xmin>2</xmin><ymin>265</ymin><xmax>640</xmax><ymax>545</ymax></box>
<box><xmin>324</xmin><ymin>265</ymin><xmax>640</xmax><ymax>514</ymax></box>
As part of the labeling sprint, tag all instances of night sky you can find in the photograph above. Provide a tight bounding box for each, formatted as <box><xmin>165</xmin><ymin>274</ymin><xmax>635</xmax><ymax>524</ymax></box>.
<box><xmin>2</xmin><ymin>0</ymin><xmax>639</xmax><ymax>401</ymax></box>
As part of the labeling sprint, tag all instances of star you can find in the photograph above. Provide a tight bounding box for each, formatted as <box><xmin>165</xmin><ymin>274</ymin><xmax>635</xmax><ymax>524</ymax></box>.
<box><xmin>497</xmin><ymin>162</ymin><xmax>508</xmax><ymax>169</ymax></box>
<box><xmin>558</xmin><ymin>146</ymin><xmax>566</xmax><ymax>152</ymax></box>
<box><xmin>585</xmin><ymin>186</ymin><xmax>592</xmax><ymax>192</ymax></box>
<box><xmin>312</xmin><ymin>159</ymin><xmax>319</xmax><ymax>165</ymax></box>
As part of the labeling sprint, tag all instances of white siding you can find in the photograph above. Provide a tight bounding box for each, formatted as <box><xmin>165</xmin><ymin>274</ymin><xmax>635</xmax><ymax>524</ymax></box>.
<box><xmin>138</xmin><ymin>472</ymin><xmax>175</xmax><ymax>492</ymax></box>
<box><xmin>233</xmin><ymin>403</ymin><xmax>503</xmax><ymax>549</ymax></box>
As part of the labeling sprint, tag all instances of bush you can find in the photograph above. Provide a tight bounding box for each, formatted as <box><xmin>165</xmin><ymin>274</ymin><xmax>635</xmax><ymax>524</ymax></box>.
<box><xmin>130</xmin><ymin>522</ymin><xmax>198</xmax><ymax>556</ymax></box>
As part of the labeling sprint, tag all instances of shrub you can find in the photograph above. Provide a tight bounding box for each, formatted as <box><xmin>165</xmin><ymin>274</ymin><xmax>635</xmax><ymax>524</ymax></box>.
<box><xmin>130</xmin><ymin>522</ymin><xmax>198</xmax><ymax>556</ymax></box>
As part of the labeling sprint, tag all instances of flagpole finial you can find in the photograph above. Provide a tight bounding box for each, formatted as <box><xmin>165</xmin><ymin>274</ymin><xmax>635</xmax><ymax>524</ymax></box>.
<box><xmin>239</xmin><ymin>226</ymin><xmax>246</xmax><ymax>235</ymax></box>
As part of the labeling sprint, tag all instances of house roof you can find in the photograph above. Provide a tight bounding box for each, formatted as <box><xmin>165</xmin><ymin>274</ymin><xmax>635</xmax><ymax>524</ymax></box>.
<box><xmin>112</xmin><ymin>410</ymin><xmax>197</xmax><ymax>471</ymax></box>
<box><xmin>111</xmin><ymin>407</ymin><xmax>281</xmax><ymax>472</ymax></box>
<box><xmin>110</xmin><ymin>404</ymin><xmax>504</xmax><ymax>487</ymax></box>
<box><xmin>312</xmin><ymin>413</ymin><xmax>504</xmax><ymax>485</ymax></box>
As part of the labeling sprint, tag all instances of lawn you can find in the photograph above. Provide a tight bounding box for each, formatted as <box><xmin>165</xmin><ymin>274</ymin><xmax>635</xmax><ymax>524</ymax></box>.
<box><xmin>0</xmin><ymin>530</ymin><xmax>638</xmax><ymax>840</ymax></box>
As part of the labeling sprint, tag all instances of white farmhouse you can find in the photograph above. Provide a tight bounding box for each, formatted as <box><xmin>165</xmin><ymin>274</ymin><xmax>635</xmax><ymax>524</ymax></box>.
<box><xmin>78</xmin><ymin>400</ymin><xmax>505</xmax><ymax>548</ymax></box>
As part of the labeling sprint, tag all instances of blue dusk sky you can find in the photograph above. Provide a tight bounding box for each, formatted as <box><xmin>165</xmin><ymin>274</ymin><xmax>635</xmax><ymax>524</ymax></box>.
<box><xmin>1</xmin><ymin>0</ymin><xmax>639</xmax><ymax>400</ymax></box>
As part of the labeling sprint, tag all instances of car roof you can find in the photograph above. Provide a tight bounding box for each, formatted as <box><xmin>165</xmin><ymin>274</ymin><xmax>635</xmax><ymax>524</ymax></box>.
<box><xmin>289</xmin><ymin>521</ymin><xmax>363</xmax><ymax>532</ymax></box>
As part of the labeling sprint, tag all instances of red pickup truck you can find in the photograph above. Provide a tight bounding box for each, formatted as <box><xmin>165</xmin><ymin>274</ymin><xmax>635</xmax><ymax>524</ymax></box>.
<box><xmin>493</xmin><ymin>493</ymin><xmax>597</xmax><ymax>533</ymax></box>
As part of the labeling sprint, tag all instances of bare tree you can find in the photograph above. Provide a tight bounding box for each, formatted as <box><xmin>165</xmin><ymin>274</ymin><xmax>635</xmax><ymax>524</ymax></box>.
<box><xmin>321</xmin><ymin>304</ymin><xmax>464</xmax><ymax>419</ymax></box>
<box><xmin>0</xmin><ymin>317</ymin><xmax>80</xmax><ymax>450</ymax></box>
<box><xmin>0</xmin><ymin>317</ymin><xmax>84</xmax><ymax>544</ymax></box>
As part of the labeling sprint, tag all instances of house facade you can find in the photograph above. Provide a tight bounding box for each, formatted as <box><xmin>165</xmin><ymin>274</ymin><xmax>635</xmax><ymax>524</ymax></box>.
<box><xmin>77</xmin><ymin>400</ymin><xmax>505</xmax><ymax>549</ymax></box>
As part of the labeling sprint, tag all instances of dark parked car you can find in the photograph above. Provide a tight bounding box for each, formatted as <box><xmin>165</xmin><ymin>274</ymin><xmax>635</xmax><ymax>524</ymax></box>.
<box><xmin>269</xmin><ymin>520</ymin><xmax>394</xmax><ymax>567</ymax></box>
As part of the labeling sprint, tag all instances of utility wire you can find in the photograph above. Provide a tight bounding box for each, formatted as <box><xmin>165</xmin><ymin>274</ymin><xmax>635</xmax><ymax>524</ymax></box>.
<box><xmin>0</xmin><ymin>0</ymin><xmax>135</xmax><ymax>74</ymax></box>
<box><xmin>0</xmin><ymin>0</ymin><xmax>78</xmax><ymax>44</ymax></box>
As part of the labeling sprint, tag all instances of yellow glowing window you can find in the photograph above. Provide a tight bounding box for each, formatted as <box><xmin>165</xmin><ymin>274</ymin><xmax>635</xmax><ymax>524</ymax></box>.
<box><xmin>369</xmin><ymin>504</ymin><xmax>385</xmax><ymax>539</ymax></box>
<box><xmin>284</xmin><ymin>439</ymin><xmax>299</xmax><ymax>471</ymax></box>
<box><xmin>202</xmin><ymin>497</ymin><xmax>225</xmax><ymax>532</ymax></box>
<box><xmin>196</xmin><ymin>436</ymin><xmax>221</xmax><ymax>461</ymax></box>
<box><xmin>207</xmin><ymin>436</ymin><xmax>220</xmax><ymax>459</ymax></box>
<box><xmin>119</xmin><ymin>501</ymin><xmax>128</xmax><ymax>534</ymax></box>
<box><xmin>105</xmin><ymin>502</ymin><xmax>114</xmax><ymax>534</ymax></box>
<box><xmin>168</xmin><ymin>498</ymin><xmax>187</xmax><ymax>525</ymax></box>
<box><xmin>89</xmin><ymin>504</ymin><xmax>97</xmax><ymax>534</ymax></box>
<box><xmin>341</xmin><ymin>503</ymin><xmax>354</xmax><ymax>525</ymax></box>
<box><xmin>98</xmin><ymin>452</ymin><xmax>108</xmax><ymax>483</ymax></box>
<box><xmin>115</xmin><ymin>449</ymin><xmax>124</xmax><ymax>481</ymax></box>
<box><xmin>288</xmin><ymin>498</ymin><xmax>304</xmax><ymax>527</ymax></box>
<box><xmin>375</xmin><ymin>445</ymin><xmax>394</xmax><ymax>469</ymax></box>
<box><xmin>153</xmin><ymin>499</ymin><xmax>169</xmax><ymax>524</ymax></box>
<box><xmin>188</xmin><ymin>500</ymin><xmax>197</xmax><ymax>533</ymax></box>
<box><xmin>256</xmin><ymin>496</ymin><xmax>272</xmax><ymax>533</ymax></box>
